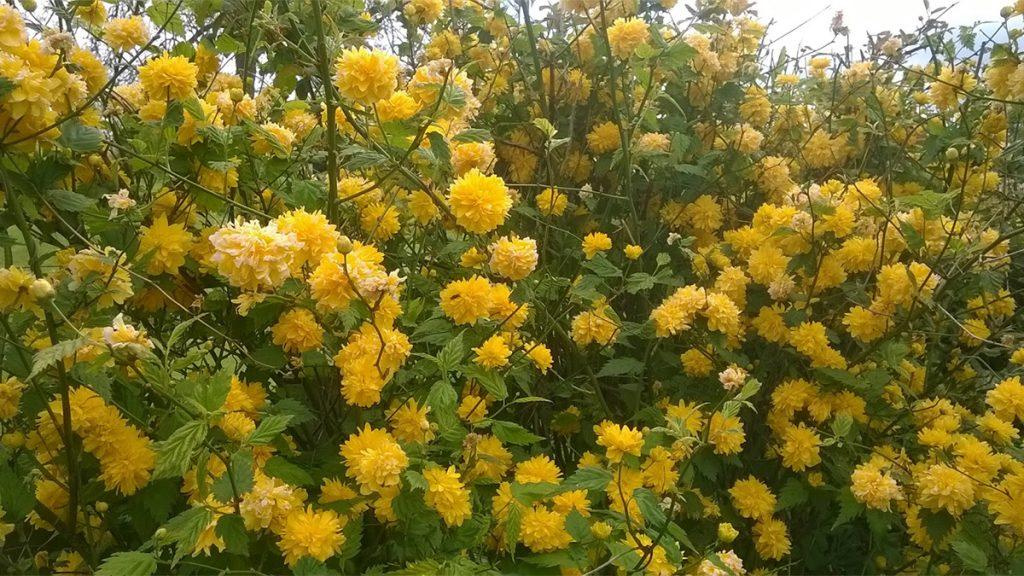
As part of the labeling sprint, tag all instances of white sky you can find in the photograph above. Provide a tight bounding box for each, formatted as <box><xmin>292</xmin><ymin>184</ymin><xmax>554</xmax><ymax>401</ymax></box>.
<box><xmin>753</xmin><ymin>0</ymin><xmax>1006</xmax><ymax>52</ymax></box>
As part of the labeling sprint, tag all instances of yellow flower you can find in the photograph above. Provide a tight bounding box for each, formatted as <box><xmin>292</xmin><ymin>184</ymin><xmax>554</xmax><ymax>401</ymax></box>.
<box><xmin>681</xmin><ymin>348</ymin><xmax>713</xmax><ymax>377</ymax></box>
<box><xmin>0</xmin><ymin>377</ymin><xmax>25</xmax><ymax>420</ymax></box>
<box><xmin>276</xmin><ymin>507</ymin><xmax>346</xmax><ymax>566</ymax></box>
<box><xmin>916</xmin><ymin>463</ymin><xmax>974</xmax><ymax>517</ymax></box>
<box><xmin>138</xmin><ymin>215</ymin><xmax>192</xmax><ymax>275</ymax></box>
<box><xmin>753</xmin><ymin>517</ymin><xmax>791</xmax><ymax>560</ymax></box>
<box><xmin>334</xmin><ymin>47</ymin><xmax>399</xmax><ymax>105</ymax></box>
<box><xmin>587</xmin><ymin>121</ymin><xmax>620</xmax><ymax>153</ymax></box>
<box><xmin>0</xmin><ymin>5</ymin><xmax>26</xmax><ymax>48</ymax></box>
<box><xmin>526</xmin><ymin>342</ymin><xmax>553</xmax><ymax>373</ymax></box>
<box><xmin>607</xmin><ymin>17</ymin><xmax>650</xmax><ymax>59</ymax></box>
<box><xmin>535</xmin><ymin>187</ymin><xmax>567</xmax><ymax>216</ymax></box>
<box><xmin>138</xmin><ymin>52</ymin><xmax>198</xmax><ymax>100</ymax></box>
<box><xmin>452</xmin><ymin>141</ymin><xmax>496</xmax><ymax>176</ymax></box>
<box><xmin>274</xmin><ymin>209</ymin><xmax>339</xmax><ymax>267</ymax></box>
<box><xmin>473</xmin><ymin>334</ymin><xmax>511</xmax><ymax>368</ymax></box>
<box><xmin>851</xmin><ymin>462</ymin><xmax>903</xmax><ymax>511</ymax></box>
<box><xmin>571</xmin><ymin>303</ymin><xmax>618</xmax><ymax>347</ymax></box>
<box><xmin>103</xmin><ymin>16</ymin><xmax>148</xmax><ymax>52</ymax></box>
<box><xmin>709</xmin><ymin>411</ymin><xmax>745</xmax><ymax>455</ymax></box>
<box><xmin>422</xmin><ymin>466</ymin><xmax>472</xmax><ymax>527</ymax></box>
<box><xmin>340</xmin><ymin>425</ymin><xmax>409</xmax><ymax>494</ymax></box>
<box><xmin>0</xmin><ymin>266</ymin><xmax>36</xmax><ymax>312</ymax></box>
<box><xmin>403</xmin><ymin>0</ymin><xmax>443</xmax><ymax>24</ymax></box>
<box><xmin>389</xmin><ymin>399</ymin><xmax>434</xmax><ymax>444</ymax></box>
<box><xmin>489</xmin><ymin>235</ymin><xmax>538</xmax><ymax>280</ymax></box>
<box><xmin>271</xmin><ymin>308</ymin><xmax>324</xmax><ymax>354</ymax></box>
<box><xmin>440</xmin><ymin>275</ymin><xmax>494</xmax><ymax>325</ymax></box>
<box><xmin>624</xmin><ymin>244</ymin><xmax>643</xmax><ymax>260</ymax></box>
<box><xmin>519</xmin><ymin>506</ymin><xmax>572</xmax><ymax>552</ymax></box>
<box><xmin>729</xmin><ymin>476</ymin><xmax>775</xmax><ymax>520</ymax></box>
<box><xmin>251</xmin><ymin>122</ymin><xmax>295</xmax><ymax>157</ymax></box>
<box><xmin>376</xmin><ymin>90</ymin><xmax>420</xmax><ymax>122</ymax></box>
<box><xmin>208</xmin><ymin>218</ymin><xmax>300</xmax><ymax>291</ymax></box>
<box><xmin>360</xmin><ymin>202</ymin><xmax>402</xmax><ymax>241</ymax></box>
<box><xmin>515</xmin><ymin>455</ymin><xmax>562</xmax><ymax>484</ymax></box>
<box><xmin>463</xmin><ymin>435</ymin><xmax>512</xmax><ymax>481</ymax></box>
<box><xmin>581</xmin><ymin>232</ymin><xmax>612</xmax><ymax>259</ymax></box>
<box><xmin>447</xmin><ymin>169</ymin><xmax>512</xmax><ymax>234</ymax></box>
<box><xmin>779</xmin><ymin>423</ymin><xmax>822</xmax><ymax>471</ymax></box>
<box><xmin>593</xmin><ymin>420</ymin><xmax>644</xmax><ymax>463</ymax></box>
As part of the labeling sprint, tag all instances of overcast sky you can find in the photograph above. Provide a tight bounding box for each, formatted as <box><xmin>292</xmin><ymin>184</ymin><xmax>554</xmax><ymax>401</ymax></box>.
<box><xmin>753</xmin><ymin>0</ymin><xmax>1006</xmax><ymax>53</ymax></box>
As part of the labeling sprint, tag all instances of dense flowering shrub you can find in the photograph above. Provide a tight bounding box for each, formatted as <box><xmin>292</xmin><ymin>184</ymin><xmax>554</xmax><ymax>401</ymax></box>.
<box><xmin>2</xmin><ymin>0</ymin><xmax>1024</xmax><ymax>573</ymax></box>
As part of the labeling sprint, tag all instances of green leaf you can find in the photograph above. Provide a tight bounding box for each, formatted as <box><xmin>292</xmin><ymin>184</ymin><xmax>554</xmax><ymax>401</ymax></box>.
<box><xmin>921</xmin><ymin>508</ymin><xmax>957</xmax><ymax>544</ymax></box>
<box><xmin>160</xmin><ymin>506</ymin><xmax>213</xmax><ymax>563</ymax></box>
<box><xmin>582</xmin><ymin>254</ymin><xmax>621</xmax><ymax>278</ymax></box>
<box><xmin>776</xmin><ymin>478</ymin><xmax>808</xmax><ymax>510</ymax></box>
<box><xmin>404</xmin><ymin>470</ymin><xmax>428</xmax><ymax>491</ymax></box>
<box><xmin>463</xmin><ymin>364</ymin><xmax>507</xmax><ymax>400</ymax></box>
<box><xmin>58</xmin><ymin>119</ymin><xmax>102</xmax><ymax>152</ymax></box>
<box><xmin>95</xmin><ymin>552</ymin><xmax>158</xmax><ymax>576</ymax></box>
<box><xmin>953</xmin><ymin>538</ymin><xmax>988</xmax><ymax>572</ymax></box>
<box><xmin>832</xmin><ymin>489</ymin><xmax>864</xmax><ymax>530</ymax></box>
<box><xmin>247</xmin><ymin>414</ymin><xmax>292</xmax><ymax>445</ymax></box>
<box><xmin>30</xmin><ymin>337</ymin><xmax>90</xmax><ymax>379</ymax></box>
<box><xmin>45</xmin><ymin>189</ymin><xmax>95</xmax><ymax>212</ymax></box>
<box><xmin>625</xmin><ymin>273</ymin><xmax>656</xmax><ymax>293</ymax></box>
<box><xmin>153</xmin><ymin>420</ymin><xmax>208</xmax><ymax>480</ymax></box>
<box><xmin>182</xmin><ymin>97</ymin><xmax>206</xmax><ymax>121</ymax></box>
<box><xmin>491</xmin><ymin>420</ymin><xmax>543</xmax><ymax>445</ymax></box>
<box><xmin>734</xmin><ymin>378</ymin><xmax>761</xmax><ymax>402</ymax></box>
<box><xmin>215</xmin><ymin>514</ymin><xmax>249</xmax><ymax>556</ymax></box>
<box><xmin>263</xmin><ymin>455</ymin><xmax>315</xmax><ymax>486</ymax></box>
<box><xmin>212</xmin><ymin>450</ymin><xmax>255</xmax><ymax>503</ymax></box>
<box><xmin>191</xmin><ymin>367</ymin><xmax>233</xmax><ymax>412</ymax></box>
<box><xmin>452</xmin><ymin>129</ymin><xmax>491</xmax><ymax>143</ymax></box>
<box><xmin>426</xmin><ymin>380</ymin><xmax>458</xmax><ymax>430</ymax></box>
<box><xmin>567</xmin><ymin>467</ymin><xmax>612</xmax><ymax>490</ymax></box>
<box><xmin>435</xmin><ymin>332</ymin><xmax>465</xmax><ymax>373</ymax></box>
<box><xmin>0</xmin><ymin>464</ymin><xmax>34</xmax><ymax>520</ymax></box>
<box><xmin>426</xmin><ymin>131</ymin><xmax>451</xmax><ymax>167</ymax></box>
<box><xmin>597</xmin><ymin>357</ymin><xmax>644</xmax><ymax>378</ymax></box>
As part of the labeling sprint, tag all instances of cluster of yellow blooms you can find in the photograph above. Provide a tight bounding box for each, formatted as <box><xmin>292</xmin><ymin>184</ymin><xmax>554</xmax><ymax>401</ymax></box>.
<box><xmin>4</xmin><ymin>0</ymin><xmax>1024</xmax><ymax>573</ymax></box>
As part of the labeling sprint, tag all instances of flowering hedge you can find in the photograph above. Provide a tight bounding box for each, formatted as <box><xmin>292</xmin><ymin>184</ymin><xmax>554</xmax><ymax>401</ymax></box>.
<box><xmin>2</xmin><ymin>0</ymin><xmax>1024</xmax><ymax>573</ymax></box>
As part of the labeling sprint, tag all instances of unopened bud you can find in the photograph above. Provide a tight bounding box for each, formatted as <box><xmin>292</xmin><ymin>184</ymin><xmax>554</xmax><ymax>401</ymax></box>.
<box><xmin>154</xmin><ymin>527</ymin><xmax>168</xmax><ymax>540</ymax></box>
<box><xmin>1001</xmin><ymin>6</ymin><xmax>1014</xmax><ymax>19</ymax></box>
<box><xmin>945</xmin><ymin>147</ymin><xmax>960</xmax><ymax>161</ymax></box>
<box><xmin>95</xmin><ymin>501</ymin><xmax>109</xmax><ymax>512</ymax></box>
<box><xmin>337</xmin><ymin>235</ymin><xmax>353</xmax><ymax>254</ymax></box>
<box><xmin>718</xmin><ymin>522</ymin><xmax>739</xmax><ymax>543</ymax></box>
<box><xmin>20</xmin><ymin>0</ymin><xmax>37</xmax><ymax>11</ymax></box>
<box><xmin>30</xmin><ymin>278</ymin><xmax>54</xmax><ymax>301</ymax></box>
<box><xmin>1</xmin><ymin>432</ymin><xmax>25</xmax><ymax>448</ymax></box>
<box><xmin>230</xmin><ymin>88</ymin><xmax>245</xmax><ymax>103</ymax></box>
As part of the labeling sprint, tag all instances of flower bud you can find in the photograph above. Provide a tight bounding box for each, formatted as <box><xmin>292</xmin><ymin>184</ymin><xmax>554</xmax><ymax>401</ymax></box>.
<box><xmin>337</xmin><ymin>235</ymin><xmax>353</xmax><ymax>254</ymax></box>
<box><xmin>29</xmin><ymin>278</ymin><xmax>55</xmax><ymax>302</ymax></box>
<box><xmin>20</xmin><ymin>0</ymin><xmax>37</xmax><ymax>11</ymax></box>
<box><xmin>718</xmin><ymin>522</ymin><xmax>739</xmax><ymax>543</ymax></box>
<box><xmin>1001</xmin><ymin>6</ymin><xmax>1014</xmax><ymax>18</ymax></box>
<box><xmin>945</xmin><ymin>147</ymin><xmax>959</xmax><ymax>161</ymax></box>
<box><xmin>95</xmin><ymin>501</ymin><xmax>109</xmax><ymax>512</ymax></box>
<box><xmin>1</xmin><ymin>431</ymin><xmax>25</xmax><ymax>448</ymax></box>
<box><xmin>230</xmin><ymin>88</ymin><xmax>245</xmax><ymax>103</ymax></box>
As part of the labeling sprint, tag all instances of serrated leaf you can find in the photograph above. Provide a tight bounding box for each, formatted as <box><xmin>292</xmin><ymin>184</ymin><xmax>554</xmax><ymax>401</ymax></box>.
<box><xmin>597</xmin><ymin>357</ymin><xmax>644</xmax><ymax>378</ymax></box>
<box><xmin>95</xmin><ymin>552</ymin><xmax>158</xmax><ymax>576</ymax></box>
<box><xmin>215</xmin><ymin>514</ymin><xmax>249</xmax><ymax>556</ymax></box>
<box><xmin>264</xmin><ymin>455</ymin><xmax>315</xmax><ymax>486</ymax></box>
<box><xmin>58</xmin><ymin>120</ymin><xmax>102</xmax><ymax>152</ymax></box>
<box><xmin>582</xmin><ymin>254</ymin><xmax>621</xmax><ymax>278</ymax></box>
<box><xmin>45</xmin><ymin>189</ymin><xmax>95</xmax><ymax>212</ymax></box>
<box><xmin>30</xmin><ymin>337</ymin><xmax>90</xmax><ymax>379</ymax></box>
<box><xmin>776</xmin><ymin>478</ymin><xmax>808</xmax><ymax>510</ymax></box>
<box><xmin>153</xmin><ymin>420</ymin><xmax>207</xmax><ymax>479</ymax></box>
<box><xmin>452</xmin><ymin>129</ymin><xmax>491</xmax><ymax>143</ymax></box>
<box><xmin>567</xmin><ymin>467</ymin><xmax>613</xmax><ymax>490</ymax></box>
<box><xmin>463</xmin><ymin>364</ymin><xmax>507</xmax><ymax>400</ymax></box>
<box><xmin>212</xmin><ymin>450</ymin><xmax>254</xmax><ymax>503</ymax></box>
<box><xmin>160</xmin><ymin>506</ymin><xmax>213</xmax><ymax>563</ymax></box>
<box><xmin>491</xmin><ymin>420</ymin><xmax>543</xmax><ymax>445</ymax></box>
<box><xmin>435</xmin><ymin>332</ymin><xmax>465</xmax><ymax>373</ymax></box>
<box><xmin>191</xmin><ymin>367</ymin><xmax>233</xmax><ymax>412</ymax></box>
<box><xmin>953</xmin><ymin>538</ymin><xmax>989</xmax><ymax>572</ymax></box>
<box><xmin>247</xmin><ymin>414</ymin><xmax>292</xmax><ymax>445</ymax></box>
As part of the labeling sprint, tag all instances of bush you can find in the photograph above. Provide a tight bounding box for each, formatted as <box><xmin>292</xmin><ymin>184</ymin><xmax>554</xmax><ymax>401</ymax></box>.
<box><xmin>1</xmin><ymin>0</ymin><xmax>1024</xmax><ymax>574</ymax></box>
